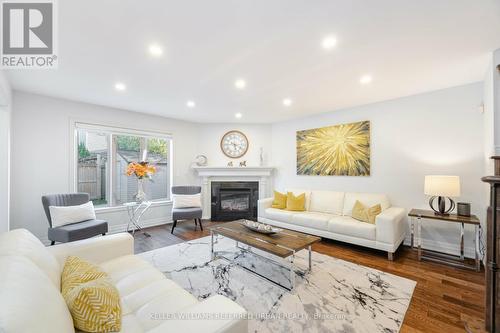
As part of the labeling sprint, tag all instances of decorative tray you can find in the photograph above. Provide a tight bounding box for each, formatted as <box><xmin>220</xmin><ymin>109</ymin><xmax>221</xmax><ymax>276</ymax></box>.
<box><xmin>242</xmin><ymin>220</ymin><xmax>282</xmax><ymax>234</ymax></box>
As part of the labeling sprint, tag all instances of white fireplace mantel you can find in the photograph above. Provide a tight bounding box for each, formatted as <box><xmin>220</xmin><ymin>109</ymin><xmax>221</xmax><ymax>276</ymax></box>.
<box><xmin>192</xmin><ymin>166</ymin><xmax>274</xmax><ymax>177</ymax></box>
<box><xmin>192</xmin><ymin>166</ymin><xmax>275</xmax><ymax>219</ymax></box>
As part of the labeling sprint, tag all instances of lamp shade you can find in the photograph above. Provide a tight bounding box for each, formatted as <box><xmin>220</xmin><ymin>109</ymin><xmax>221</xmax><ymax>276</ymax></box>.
<box><xmin>424</xmin><ymin>175</ymin><xmax>461</xmax><ymax>197</ymax></box>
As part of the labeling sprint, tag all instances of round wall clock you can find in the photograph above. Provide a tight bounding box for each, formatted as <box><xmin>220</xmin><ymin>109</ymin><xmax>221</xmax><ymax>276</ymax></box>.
<box><xmin>220</xmin><ymin>130</ymin><xmax>249</xmax><ymax>158</ymax></box>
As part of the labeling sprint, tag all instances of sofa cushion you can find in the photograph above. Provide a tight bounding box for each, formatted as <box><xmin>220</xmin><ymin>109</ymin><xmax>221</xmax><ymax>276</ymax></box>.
<box><xmin>309</xmin><ymin>190</ymin><xmax>345</xmax><ymax>215</ymax></box>
<box><xmin>48</xmin><ymin>219</ymin><xmax>108</xmax><ymax>243</ymax></box>
<box><xmin>148</xmin><ymin>295</ymin><xmax>247</xmax><ymax>333</ymax></box>
<box><xmin>172</xmin><ymin>193</ymin><xmax>202</xmax><ymax>209</ymax></box>
<box><xmin>0</xmin><ymin>228</ymin><xmax>61</xmax><ymax>288</ymax></box>
<box><xmin>287</xmin><ymin>189</ymin><xmax>312</xmax><ymax>211</ymax></box>
<box><xmin>351</xmin><ymin>200</ymin><xmax>382</xmax><ymax>224</ymax></box>
<box><xmin>0</xmin><ymin>256</ymin><xmax>75</xmax><ymax>333</ymax></box>
<box><xmin>64</xmin><ymin>276</ymin><xmax>122</xmax><ymax>332</ymax></box>
<box><xmin>62</xmin><ymin>256</ymin><xmax>121</xmax><ymax>332</ymax></box>
<box><xmin>342</xmin><ymin>192</ymin><xmax>390</xmax><ymax>216</ymax></box>
<box><xmin>100</xmin><ymin>255</ymin><xmax>199</xmax><ymax>332</ymax></box>
<box><xmin>49</xmin><ymin>201</ymin><xmax>96</xmax><ymax>227</ymax></box>
<box><xmin>261</xmin><ymin>208</ymin><xmax>297</xmax><ymax>223</ymax></box>
<box><xmin>328</xmin><ymin>216</ymin><xmax>376</xmax><ymax>240</ymax></box>
<box><xmin>291</xmin><ymin>212</ymin><xmax>334</xmax><ymax>231</ymax></box>
<box><xmin>271</xmin><ymin>190</ymin><xmax>287</xmax><ymax>209</ymax></box>
<box><xmin>61</xmin><ymin>255</ymin><xmax>108</xmax><ymax>294</ymax></box>
<box><xmin>172</xmin><ymin>207</ymin><xmax>202</xmax><ymax>221</ymax></box>
<box><xmin>286</xmin><ymin>192</ymin><xmax>306</xmax><ymax>211</ymax></box>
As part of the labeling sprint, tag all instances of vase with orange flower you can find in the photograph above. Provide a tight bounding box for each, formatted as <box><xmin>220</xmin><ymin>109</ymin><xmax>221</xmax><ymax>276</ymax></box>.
<box><xmin>126</xmin><ymin>161</ymin><xmax>156</xmax><ymax>202</ymax></box>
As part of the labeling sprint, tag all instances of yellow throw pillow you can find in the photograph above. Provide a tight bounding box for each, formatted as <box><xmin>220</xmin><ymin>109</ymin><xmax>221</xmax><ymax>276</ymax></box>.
<box><xmin>271</xmin><ymin>190</ymin><xmax>287</xmax><ymax>209</ymax></box>
<box><xmin>351</xmin><ymin>200</ymin><xmax>382</xmax><ymax>224</ymax></box>
<box><xmin>61</xmin><ymin>255</ymin><xmax>107</xmax><ymax>295</ymax></box>
<box><xmin>62</xmin><ymin>256</ymin><xmax>121</xmax><ymax>332</ymax></box>
<box><xmin>286</xmin><ymin>192</ymin><xmax>306</xmax><ymax>211</ymax></box>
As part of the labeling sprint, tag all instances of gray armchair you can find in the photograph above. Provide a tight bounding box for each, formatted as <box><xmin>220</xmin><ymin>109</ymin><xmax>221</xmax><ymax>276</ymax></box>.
<box><xmin>41</xmin><ymin>193</ymin><xmax>108</xmax><ymax>245</ymax></box>
<box><xmin>171</xmin><ymin>186</ymin><xmax>203</xmax><ymax>234</ymax></box>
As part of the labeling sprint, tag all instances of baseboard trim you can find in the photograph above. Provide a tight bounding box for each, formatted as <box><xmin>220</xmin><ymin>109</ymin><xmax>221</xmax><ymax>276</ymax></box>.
<box><xmin>39</xmin><ymin>219</ymin><xmax>477</xmax><ymax>259</ymax></box>
<box><xmin>107</xmin><ymin>217</ymin><xmax>172</xmax><ymax>234</ymax></box>
<box><xmin>403</xmin><ymin>236</ymin><xmax>476</xmax><ymax>259</ymax></box>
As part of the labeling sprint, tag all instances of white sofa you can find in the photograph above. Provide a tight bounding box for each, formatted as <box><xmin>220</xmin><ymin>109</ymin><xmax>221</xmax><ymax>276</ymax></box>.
<box><xmin>0</xmin><ymin>229</ymin><xmax>247</xmax><ymax>333</ymax></box>
<box><xmin>258</xmin><ymin>190</ymin><xmax>406</xmax><ymax>260</ymax></box>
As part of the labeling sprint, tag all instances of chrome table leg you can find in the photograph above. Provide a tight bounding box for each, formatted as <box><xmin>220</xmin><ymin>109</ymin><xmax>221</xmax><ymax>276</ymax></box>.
<box><xmin>460</xmin><ymin>222</ymin><xmax>465</xmax><ymax>261</ymax></box>
<box><xmin>411</xmin><ymin>217</ymin><xmax>414</xmax><ymax>249</ymax></box>
<box><xmin>308</xmin><ymin>245</ymin><xmax>312</xmax><ymax>271</ymax></box>
<box><xmin>475</xmin><ymin>225</ymin><xmax>480</xmax><ymax>271</ymax></box>
<box><xmin>417</xmin><ymin>217</ymin><xmax>422</xmax><ymax>261</ymax></box>
<box><xmin>210</xmin><ymin>230</ymin><xmax>215</xmax><ymax>260</ymax></box>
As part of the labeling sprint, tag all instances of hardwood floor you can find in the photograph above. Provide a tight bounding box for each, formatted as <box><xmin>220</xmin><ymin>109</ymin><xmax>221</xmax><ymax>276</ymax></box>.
<box><xmin>132</xmin><ymin>220</ymin><xmax>486</xmax><ymax>333</ymax></box>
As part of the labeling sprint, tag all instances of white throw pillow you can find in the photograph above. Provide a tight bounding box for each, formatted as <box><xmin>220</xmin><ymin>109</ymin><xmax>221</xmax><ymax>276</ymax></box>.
<box><xmin>172</xmin><ymin>194</ymin><xmax>202</xmax><ymax>209</ymax></box>
<box><xmin>49</xmin><ymin>201</ymin><xmax>96</xmax><ymax>228</ymax></box>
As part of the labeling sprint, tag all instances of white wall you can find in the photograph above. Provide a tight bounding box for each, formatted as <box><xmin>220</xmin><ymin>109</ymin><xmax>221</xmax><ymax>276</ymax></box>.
<box><xmin>8</xmin><ymin>81</ymin><xmax>490</xmax><ymax>258</ymax></box>
<box><xmin>196</xmin><ymin>124</ymin><xmax>272</xmax><ymax>166</ymax></box>
<box><xmin>484</xmin><ymin>58</ymin><xmax>495</xmax><ymax>174</ymax></box>
<box><xmin>10</xmin><ymin>92</ymin><xmax>200</xmax><ymax>243</ymax></box>
<box><xmin>0</xmin><ymin>71</ymin><xmax>12</xmax><ymax>233</ymax></box>
<box><xmin>493</xmin><ymin>49</ymin><xmax>500</xmax><ymax>156</ymax></box>
<box><xmin>271</xmin><ymin>83</ymin><xmax>485</xmax><ymax>257</ymax></box>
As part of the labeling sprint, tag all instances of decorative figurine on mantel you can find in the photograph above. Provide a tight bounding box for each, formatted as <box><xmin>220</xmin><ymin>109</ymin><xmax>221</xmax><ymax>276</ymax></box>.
<box><xmin>194</xmin><ymin>155</ymin><xmax>207</xmax><ymax>167</ymax></box>
<box><xmin>239</xmin><ymin>161</ymin><xmax>247</xmax><ymax>167</ymax></box>
<box><xmin>227</xmin><ymin>161</ymin><xmax>233</xmax><ymax>167</ymax></box>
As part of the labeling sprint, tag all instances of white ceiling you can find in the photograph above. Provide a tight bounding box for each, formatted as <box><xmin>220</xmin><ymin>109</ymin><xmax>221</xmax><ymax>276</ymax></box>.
<box><xmin>5</xmin><ymin>0</ymin><xmax>500</xmax><ymax>123</ymax></box>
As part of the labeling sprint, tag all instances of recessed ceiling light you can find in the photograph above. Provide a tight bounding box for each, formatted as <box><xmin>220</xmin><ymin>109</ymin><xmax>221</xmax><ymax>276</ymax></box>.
<box><xmin>234</xmin><ymin>79</ymin><xmax>246</xmax><ymax>90</ymax></box>
<box><xmin>149</xmin><ymin>44</ymin><xmax>163</xmax><ymax>57</ymax></box>
<box><xmin>360</xmin><ymin>75</ymin><xmax>373</xmax><ymax>84</ymax></box>
<box><xmin>114</xmin><ymin>82</ymin><xmax>126</xmax><ymax>91</ymax></box>
<box><xmin>283</xmin><ymin>98</ymin><xmax>293</xmax><ymax>107</ymax></box>
<box><xmin>321</xmin><ymin>35</ymin><xmax>337</xmax><ymax>50</ymax></box>
<box><xmin>186</xmin><ymin>100</ymin><xmax>196</xmax><ymax>108</ymax></box>
<box><xmin>235</xmin><ymin>112</ymin><xmax>243</xmax><ymax>119</ymax></box>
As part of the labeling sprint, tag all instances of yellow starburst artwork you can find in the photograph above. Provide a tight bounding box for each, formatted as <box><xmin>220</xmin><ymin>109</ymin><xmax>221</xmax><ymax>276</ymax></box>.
<box><xmin>296</xmin><ymin>121</ymin><xmax>370</xmax><ymax>176</ymax></box>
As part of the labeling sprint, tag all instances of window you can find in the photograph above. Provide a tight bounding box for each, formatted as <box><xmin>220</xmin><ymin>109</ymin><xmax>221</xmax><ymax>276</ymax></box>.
<box><xmin>75</xmin><ymin>123</ymin><xmax>171</xmax><ymax>207</ymax></box>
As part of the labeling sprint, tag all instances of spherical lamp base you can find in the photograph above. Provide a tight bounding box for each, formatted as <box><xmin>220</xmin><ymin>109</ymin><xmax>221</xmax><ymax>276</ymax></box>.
<box><xmin>429</xmin><ymin>196</ymin><xmax>455</xmax><ymax>215</ymax></box>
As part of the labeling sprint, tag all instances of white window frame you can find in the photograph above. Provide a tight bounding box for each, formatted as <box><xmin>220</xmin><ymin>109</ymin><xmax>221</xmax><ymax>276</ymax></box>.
<box><xmin>71</xmin><ymin>121</ymin><xmax>173</xmax><ymax>211</ymax></box>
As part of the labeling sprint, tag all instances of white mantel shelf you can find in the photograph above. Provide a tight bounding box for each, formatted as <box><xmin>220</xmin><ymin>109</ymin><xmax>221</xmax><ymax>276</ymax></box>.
<box><xmin>192</xmin><ymin>166</ymin><xmax>275</xmax><ymax>177</ymax></box>
<box><xmin>192</xmin><ymin>166</ymin><xmax>275</xmax><ymax>219</ymax></box>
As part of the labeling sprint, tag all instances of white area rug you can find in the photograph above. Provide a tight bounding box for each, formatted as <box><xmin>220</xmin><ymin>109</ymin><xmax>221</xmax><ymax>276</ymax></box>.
<box><xmin>139</xmin><ymin>236</ymin><xmax>416</xmax><ymax>333</ymax></box>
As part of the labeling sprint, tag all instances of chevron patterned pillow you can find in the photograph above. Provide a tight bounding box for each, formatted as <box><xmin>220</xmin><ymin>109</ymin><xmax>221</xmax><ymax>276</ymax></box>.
<box><xmin>61</xmin><ymin>256</ymin><xmax>121</xmax><ymax>332</ymax></box>
<box><xmin>61</xmin><ymin>256</ymin><xmax>107</xmax><ymax>296</ymax></box>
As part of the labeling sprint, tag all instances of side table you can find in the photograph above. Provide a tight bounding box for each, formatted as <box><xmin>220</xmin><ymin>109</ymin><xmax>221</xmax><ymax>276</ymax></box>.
<box><xmin>408</xmin><ymin>208</ymin><xmax>481</xmax><ymax>271</ymax></box>
<box><xmin>124</xmin><ymin>201</ymin><xmax>152</xmax><ymax>237</ymax></box>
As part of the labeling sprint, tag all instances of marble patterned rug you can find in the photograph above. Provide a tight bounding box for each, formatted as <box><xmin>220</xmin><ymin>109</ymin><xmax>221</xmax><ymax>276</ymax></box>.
<box><xmin>138</xmin><ymin>235</ymin><xmax>416</xmax><ymax>333</ymax></box>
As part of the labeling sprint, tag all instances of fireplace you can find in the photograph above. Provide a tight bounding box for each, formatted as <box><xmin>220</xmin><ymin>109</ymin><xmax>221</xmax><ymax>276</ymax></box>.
<box><xmin>211</xmin><ymin>181</ymin><xmax>259</xmax><ymax>221</ymax></box>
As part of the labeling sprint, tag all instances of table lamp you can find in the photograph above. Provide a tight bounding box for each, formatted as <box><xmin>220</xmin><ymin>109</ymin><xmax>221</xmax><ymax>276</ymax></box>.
<box><xmin>424</xmin><ymin>175</ymin><xmax>461</xmax><ymax>215</ymax></box>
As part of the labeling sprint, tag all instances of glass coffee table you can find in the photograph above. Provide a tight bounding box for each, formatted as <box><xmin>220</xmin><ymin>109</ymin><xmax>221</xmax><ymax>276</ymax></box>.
<box><xmin>210</xmin><ymin>220</ymin><xmax>321</xmax><ymax>290</ymax></box>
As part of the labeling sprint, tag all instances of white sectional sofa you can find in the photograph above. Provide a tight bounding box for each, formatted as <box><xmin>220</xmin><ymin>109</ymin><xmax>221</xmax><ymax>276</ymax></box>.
<box><xmin>0</xmin><ymin>229</ymin><xmax>247</xmax><ymax>333</ymax></box>
<box><xmin>258</xmin><ymin>190</ymin><xmax>406</xmax><ymax>260</ymax></box>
